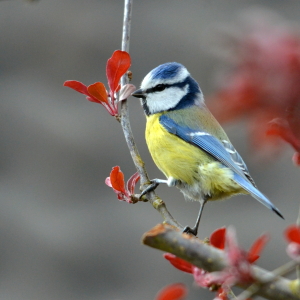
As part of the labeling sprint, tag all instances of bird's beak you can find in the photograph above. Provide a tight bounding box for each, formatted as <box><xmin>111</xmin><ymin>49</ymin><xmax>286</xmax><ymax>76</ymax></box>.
<box><xmin>131</xmin><ymin>88</ymin><xmax>146</xmax><ymax>99</ymax></box>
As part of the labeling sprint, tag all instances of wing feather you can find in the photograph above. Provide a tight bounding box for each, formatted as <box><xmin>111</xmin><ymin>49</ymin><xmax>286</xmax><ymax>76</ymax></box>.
<box><xmin>221</xmin><ymin>140</ymin><xmax>256</xmax><ymax>186</ymax></box>
<box><xmin>159</xmin><ymin>114</ymin><xmax>283</xmax><ymax>219</ymax></box>
<box><xmin>160</xmin><ymin>115</ymin><xmax>250</xmax><ymax>183</ymax></box>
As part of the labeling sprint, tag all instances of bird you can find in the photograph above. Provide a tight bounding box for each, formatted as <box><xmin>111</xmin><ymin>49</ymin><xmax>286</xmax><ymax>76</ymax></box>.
<box><xmin>131</xmin><ymin>62</ymin><xmax>283</xmax><ymax>236</ymax></box>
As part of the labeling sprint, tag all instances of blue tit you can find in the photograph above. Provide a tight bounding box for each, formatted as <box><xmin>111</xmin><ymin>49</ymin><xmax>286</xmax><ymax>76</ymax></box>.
<box><xmin>131</xmin><ymin>62</ymin><xmax>283</xmax><ymax>236</ymax></box>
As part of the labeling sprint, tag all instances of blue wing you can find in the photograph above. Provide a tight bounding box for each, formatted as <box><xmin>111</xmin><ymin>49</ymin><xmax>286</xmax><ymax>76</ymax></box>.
<box><xmin>159</xmin><ymin>114</ymin><xmax>283</xmax><ymax>218</ymax></box>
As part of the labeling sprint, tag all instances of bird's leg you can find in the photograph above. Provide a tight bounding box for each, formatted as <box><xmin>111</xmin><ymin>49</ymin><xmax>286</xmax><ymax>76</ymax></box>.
<box><xmin>139</xmin><ymin>179</ymin><xmax>169</xmax><ymax>199</ymax></box>
<box><xmin>183</xmin><ymin>196</ymin><xmax>208</xmax><ymax>236</ymax></box>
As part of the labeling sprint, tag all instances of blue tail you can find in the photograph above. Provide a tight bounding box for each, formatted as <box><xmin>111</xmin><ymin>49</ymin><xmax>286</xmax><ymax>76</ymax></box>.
<box><xmin>233</xmin><ymin>173</ymin><xmax>284</xmax><ymax>219</ymax></box>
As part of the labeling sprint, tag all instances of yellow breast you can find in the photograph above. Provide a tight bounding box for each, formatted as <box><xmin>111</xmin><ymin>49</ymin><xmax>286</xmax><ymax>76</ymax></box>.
<box><xmin>145</xmin><ymin>113</ymin><xmax>246</xmax><ymax>201</ymax></box>
<box><xmin>145</xmin><ymin>113</ymin><xmax>211</xmax><ymax>186</ymax></box>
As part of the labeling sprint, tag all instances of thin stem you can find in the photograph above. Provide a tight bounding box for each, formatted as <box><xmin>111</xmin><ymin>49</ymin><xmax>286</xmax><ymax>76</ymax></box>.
<box><xmin>235</xmin><ymin>260</ymin><xmax>300</xmax><ymax>300</ymax></box>
<box><xmin>119</xmin><ymin>0</ymin><xmax>182</xmax><ymax>229</ymax></box>
<box><xmin>120</xmin><ymin>0</ymin><xmax>149</xmax><ymax>184</ymax></box>
<box><xmin>121</xmin><ymin>0</ymin><xmax>132</xmax><ymax>55</ymax></box>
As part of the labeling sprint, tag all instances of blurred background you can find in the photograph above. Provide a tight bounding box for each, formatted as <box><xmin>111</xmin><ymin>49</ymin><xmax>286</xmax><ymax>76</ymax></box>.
<box><xmin>1</xmin><ymin>1</ymin><xmax>300</xmax><ymax>299</ymax></box>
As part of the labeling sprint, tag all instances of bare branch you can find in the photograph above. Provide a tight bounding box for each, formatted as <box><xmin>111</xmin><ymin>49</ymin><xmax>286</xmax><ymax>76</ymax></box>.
<box><xmin>142</xmin><ymin>224</ymin><xmax>300</xmax><ymax>300</ymax></box>
<box><xmin>119</xmin><ymin>0</ymin><xmax>183</xmax><ymax>229</ymax></box>
<box><xmin>121</xmin><ymin>0</ymin><xmax>132</xmax><ymax>54</ymax></box>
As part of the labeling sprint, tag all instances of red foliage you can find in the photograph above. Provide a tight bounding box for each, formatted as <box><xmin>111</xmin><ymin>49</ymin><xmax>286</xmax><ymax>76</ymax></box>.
<box><xmin>208</xmin><ymin>14</ymin><xmax>300</xmax><ymax>164</ymax></box>
<box><xmin>247</xmin><ymin>233</ymin><xmax>269</xmax><ymax>264</ymax></box>
<box><xmin>64</xmin><ymin>80</ymin><xmax>89</xmax><ymax>95</ymax></box>
<box><xmin>87</xmin><ymin>82</ymin><xmax>109</xmax><ymax>105</ymax></box>
<box><xmin>108</xmin><ymin>166</ymin><xmax>126</xmax><ymax>193</ymax></box>
<box><xmin>267</xmin><ymin>118</ymin><xmax>300</xmax><ymax>166</ymax></box>
<box><xmin>155</xmin><ymin>283</ymin><xmax>187</xmax><ymax>300</ymax></box>
<box><xmin>64</xmin><ymin>50</ymin><xmax>132</xmax><ymax>116</ymax></box>
<box><xmin>163</xmin><ymin>228</ymin><xmax>227</xmax><ymax>275</ymax></box>
<box><xmin>164</xmin><ymin>227</ymin><xmax>268</xmax><ymax>299</ymax></box>
<box><xmin>284</xmin><ymin>224</ymin><xmax>300</xmax><ymax>260</ymax></box>
<box><xmin>105</xmin><ymin>166</ymin><xmax>140</xmax><ymax>203</ymax></box>
<box><xmin>106</xmin><ymin>50</ymin><xmax>131</xmax><ymax>99</ymax></box>
<box><xmin>210</xmin><ymin>227</ymin><xmax>226</xmax><ymax>250</ymax></box>
<box><xmin>285</xmin><ymin>224</ymin><xmax>300</xmax><ymax>244</ymax></box>
<box><xmin>163</xmin><ymin>254</ymin><xmax>194</xmax><ymax>274</ymax></box>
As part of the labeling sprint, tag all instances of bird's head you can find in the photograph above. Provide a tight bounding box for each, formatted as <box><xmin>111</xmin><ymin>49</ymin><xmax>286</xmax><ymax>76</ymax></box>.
<box><xmin>132</xmin><ymin>62</ymin><xmax>203</xmax><ymax>116</ymax></box>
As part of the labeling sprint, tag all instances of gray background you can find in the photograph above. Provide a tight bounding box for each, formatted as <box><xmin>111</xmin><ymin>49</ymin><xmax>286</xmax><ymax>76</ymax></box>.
<box><xmin>0</xmin><ymin>1</ymin><xmax>300</xmax><ymax>299</ymax></box>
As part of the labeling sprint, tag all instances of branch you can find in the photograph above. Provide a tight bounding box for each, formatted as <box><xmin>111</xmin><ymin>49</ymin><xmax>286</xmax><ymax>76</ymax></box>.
<box><xmin>142</xmin><ymin>224</ymin><xmax>300</xmax><ymax>300</ymax></box>
<box><xmin>119</xmin><ymin>0</ymin><xmax>183</xmax><ymax>229</ymax></box>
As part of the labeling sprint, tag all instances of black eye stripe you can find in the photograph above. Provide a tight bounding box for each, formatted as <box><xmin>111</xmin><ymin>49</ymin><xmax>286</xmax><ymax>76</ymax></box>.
<box><xmin>146</xmin><ymin>84</ymin><xmax>170</xmax><ymax>94</ymax></box>
<box><xmin>145</xmin><ymin>77</ymin><xmax>193</xmax><ymax>94</ymax></box>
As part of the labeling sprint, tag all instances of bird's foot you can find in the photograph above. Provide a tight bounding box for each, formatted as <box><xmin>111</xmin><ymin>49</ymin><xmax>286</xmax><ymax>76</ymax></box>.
<box><xmin>182</xmin><ymin>226</ymin><xmax>198</xmax><ymax>236</ymax></box>
<box><xmin>139</xmin><ymin>179</ymin><xmax>167</xmax><ymax>199</ymax></box>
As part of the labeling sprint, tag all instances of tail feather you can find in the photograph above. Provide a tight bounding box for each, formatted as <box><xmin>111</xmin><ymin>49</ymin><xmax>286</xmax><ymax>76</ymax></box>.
<box><xmin>233</xmin><ymin>173</ymin><xmax>284</xmax><ymax>219</ymax></box>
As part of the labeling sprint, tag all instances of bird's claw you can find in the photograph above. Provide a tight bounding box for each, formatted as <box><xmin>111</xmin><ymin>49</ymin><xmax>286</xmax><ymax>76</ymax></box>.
<box><xmin>139</xmin><ymin>180</ymin><xmax>160</xmax><ymax>199</ymax></box>
<box><xmin>183</xmin><ymin>226</ymin><xmax>198</xmax><ymax>236</ymax></box>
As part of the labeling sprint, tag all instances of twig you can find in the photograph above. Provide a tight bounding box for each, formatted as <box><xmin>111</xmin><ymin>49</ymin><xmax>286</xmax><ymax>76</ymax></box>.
<box><xmin>119</xmin><ymin>0</ymin><xmax>183</xmax><ymax>229</ymax></box>
<box><xmin>142</xmin><ymin>224</ymin><xmax>300</xmax><ymax>300</ymax></box>
<box><xmin>236</xmin><ymin>260</ymin><xmax>300</xmax><ymax>300</ymax></box>
<box><xmin>120</xmin><ymin>0</ymin><xmax>132</xmax><ymax>54</ymax></box>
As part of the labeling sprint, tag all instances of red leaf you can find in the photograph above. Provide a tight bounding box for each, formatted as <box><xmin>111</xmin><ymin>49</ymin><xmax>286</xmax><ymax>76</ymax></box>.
<box><xmin>87</xmin><ymin>82</ymin><xmax>109</xmax><ymax>104</ymax></box>
<box><xmin>247</xmin><ymin>234</ymin><xmax>269</xmax><ymax>263</ymax></box>
<box><xmin>163</xmin><ymin>253</ymin><xmax>194</xmax><ymax>274</ymax></box>
<box><xmin>106</xmin><ymin>50</ymin><xmax>131</xmax><ymax>95</ymax></box>
<box><xmin>205</xmin><ymin>16</ymin><xmax>300</xmax><ymax>162</ymax></box>
<box><xmin>109</xmin><ymin>166</ymin><xmax>126</xmax><ymax>193</ymax></box>
<box><xmin>210</xmin><ymin>227</ymin><xmax>226</xmax><ymax>249</ymax></box>
<box><xmin>267</xmin><ymin>118</ymin><xmax>300</xmax><ymax>152</ymax></box>
<box><xmin>64</xmin><ymin>80</ymin><xmax>88</xmax><ymax>95</ymax></box>
<box><xmin>155</xmin><ymin>283</ymin><xmax>187</xmax><ymax>300</ymax></box>
<box><xmin>126</xmin><ymin>172</ymin><xmax>140</xmax><ymax>194</ymax></box>
<box><xmin>285</xmin><ymin>225</ymin><xmax>300</xmax><ymax>244</ymax></box>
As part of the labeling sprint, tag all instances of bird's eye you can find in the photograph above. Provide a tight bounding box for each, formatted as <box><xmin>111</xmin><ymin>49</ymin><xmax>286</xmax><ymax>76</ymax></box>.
<box><xmin>154</xmin><ymin>84</ymin><xmax>166</xmax><ymax>92</ymax></box>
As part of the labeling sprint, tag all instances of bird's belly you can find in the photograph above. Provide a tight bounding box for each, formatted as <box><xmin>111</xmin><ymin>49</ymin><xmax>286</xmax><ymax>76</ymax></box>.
<box><xmin>146</xmin><ymin>118</ymin><xmax>246</xmax><ymax>201</ymax></box>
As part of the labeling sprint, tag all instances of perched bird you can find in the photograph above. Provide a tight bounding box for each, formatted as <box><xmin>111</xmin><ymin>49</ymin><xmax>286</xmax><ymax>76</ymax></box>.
<box><xmin>131</xmin><ymin>62</ymin><xmax>283</xmax><ymax>236</ymax></box>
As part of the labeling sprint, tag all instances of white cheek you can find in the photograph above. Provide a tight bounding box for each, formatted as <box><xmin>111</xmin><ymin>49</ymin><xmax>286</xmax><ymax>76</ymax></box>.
<box><xmin>147</xmin><ymin>85</ymin><xmax>188</xmax><ymax>114</ymax></box>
